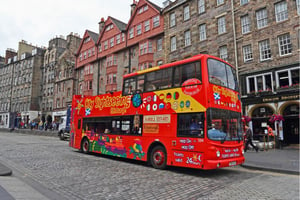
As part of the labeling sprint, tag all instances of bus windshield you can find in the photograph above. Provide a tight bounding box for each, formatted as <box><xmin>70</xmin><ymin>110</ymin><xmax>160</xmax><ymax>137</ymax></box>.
<box><xmin>207</xmin><ymin>108</ymin><xmax>242</xmax><ymax>141</ymax></box>
<box><xmin>207</xmin><ymin>58</ymin><xmax>238</xmax><ymax>91</ymax></box>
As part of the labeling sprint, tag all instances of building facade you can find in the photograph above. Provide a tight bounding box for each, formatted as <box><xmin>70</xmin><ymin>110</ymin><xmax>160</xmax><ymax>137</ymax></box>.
<box><xmin>163</xmin><ymin>0</ymin><xmax>236</xmax><ymax>64</ymax></box>
<box><xmin>236</xmin><ymin>0</ymin><xmax>300</xmax><ymax>144</ymax></box>
<box><xmin>41</xmin><ymin>36</ymin><xmax>67</xmax><ymax>123</ymax></box>
<box><xmin>0</xmin><ymin>41</ymin><xmax>45</xmax><ymax>128</ymax></box>
<box><xmin>75</xmin><ymin>30</ymin><xmax>99</xmax><ymax>96</ymax></box>
<box><xmin>53</xmin><ymin>33</ymin><xmax>81</xmax><ymax>123</ymax></box>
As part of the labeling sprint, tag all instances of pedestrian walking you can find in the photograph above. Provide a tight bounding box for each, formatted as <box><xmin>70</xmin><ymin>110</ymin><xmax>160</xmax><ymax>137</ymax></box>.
<box><xmin>244</xmin><ymin>125</ymin><xmax>258</xmax><ymax>152</ymax></box>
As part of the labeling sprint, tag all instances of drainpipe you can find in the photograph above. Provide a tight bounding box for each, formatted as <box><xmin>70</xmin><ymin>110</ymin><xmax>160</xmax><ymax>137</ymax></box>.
<box><xmin>96</xmin><ymin>45</ymin><xmax>100</xmax><ymax>95</ymax></box>
<box><xmin>231</xmin><ymin>0</ymin><xmax>239</xmax><ymax>81</ymax></box>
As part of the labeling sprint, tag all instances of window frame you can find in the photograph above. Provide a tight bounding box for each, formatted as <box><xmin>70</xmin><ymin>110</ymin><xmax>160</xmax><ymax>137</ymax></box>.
<box><xmin>256</xmin><ymin>8</ymin><xmax>268</xmax><ymax>29</ymax></box>
<box><xmin>199</xmin><ymin>24</ymin><xmax>207</xmax><ymax>41</ymax></box>
<box><xmin>259</xmin><ymin>39</ymin><xmax>271</xmax><ymax>61</ymax></box>
<box><xmin>278</xmin><ymin>33</ymin><xmax>292</xmax><ymax>56</ymax></box>
<box><xmin>218</xmin><ymin>16</ymin><xmax>226</xmax><ymax>34</ymax></box>
<box><xmin>170</xmin><ymin>36</ymin><xmax>177</xmax><ymax>52</ymax></box>
<box><xmin>275</xmin><ymin>67</ymin><xmax>300</xmax><ymax>88</ymax></box>
<box><xmin>170</xmin><ymin>12</ymin><xmax>176</xmax><ymax>27</ymax></box>
<box><xmin>184</xmin><ymin>30</ymin><xmax>191</xmax><ymax>47</ymax></box>
<box><xmin>241</xmin><ymin>14</ymin><xmax>251</xmax><ymax>34</ymax></box>
<box><xmin>242</xmin><ymin>44</ymin><xmax>253</xmax><ymax>62</ymax></box>
<box><xmin>198</xmin><ymin>0</ymin><xmax>205</xmax><ymax>14</ymax></box>
<box><xmin>183</xmin><ymin>5</ymin><xmax>190</xmax><ymax>21</ymax></box>
<box><xmin>246</xmin><ymin>72</ymin><xmax>273</xmax><ymax>93</ymax></box>
<box><xmin>275</xmin><ymin>1</ymin><xmax>288</xmax><ymax>22</ymax></box>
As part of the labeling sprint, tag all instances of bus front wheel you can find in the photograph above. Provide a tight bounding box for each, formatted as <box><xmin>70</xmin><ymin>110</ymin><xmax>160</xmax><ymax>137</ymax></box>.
<box><xmin>81</xmin><ymin>138</ymin><xmax>89</xmax><ymax>154</ymax></box>
<box><xmin>150</xmin><ymin>146</ymin><xmax>167</xmax><ymax>169</ymax></box>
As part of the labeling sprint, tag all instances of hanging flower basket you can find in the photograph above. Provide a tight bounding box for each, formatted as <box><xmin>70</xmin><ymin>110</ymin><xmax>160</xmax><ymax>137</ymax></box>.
<box><xmin>269</xmin><ymin>114</ymin><xmax>284</xmax><ymax>123</ymax></box>
<box><xmin>242</xmin><ymin>115</ymin><xmax>251</xmax><ymax>123</ymax></box>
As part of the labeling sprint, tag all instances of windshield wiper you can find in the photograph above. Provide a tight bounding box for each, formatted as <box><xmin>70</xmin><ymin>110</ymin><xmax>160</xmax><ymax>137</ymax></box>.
<box><xmin>221</xmin><ymin>134</ymin><xmax>227</xmax><ymax>144</ymax></box>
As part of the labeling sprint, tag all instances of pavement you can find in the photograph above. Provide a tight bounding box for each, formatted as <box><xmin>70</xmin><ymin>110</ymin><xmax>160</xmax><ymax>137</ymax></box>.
<box><xmin>0</xmin><ymin>128</ymin><xmax>298</xmax><ymax>176</ymax></box>
<box><xmin>242</xmin><ymin>146</ymin><xmax>300</xmax><ymax>175</ymax></box>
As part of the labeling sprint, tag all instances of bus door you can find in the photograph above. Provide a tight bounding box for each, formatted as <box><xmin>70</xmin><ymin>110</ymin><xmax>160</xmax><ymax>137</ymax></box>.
<box><xmin>171</xmin><ymin>112</ymin><xmax>205</xmax><ymax>168</ymax></box>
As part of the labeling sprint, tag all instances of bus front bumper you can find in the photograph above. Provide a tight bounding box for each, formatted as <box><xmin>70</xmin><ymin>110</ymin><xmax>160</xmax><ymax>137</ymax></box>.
<box><xmin>204</xmin><ymin>156</ymin><xmax>245</xmax><ymax>169</ymax></box>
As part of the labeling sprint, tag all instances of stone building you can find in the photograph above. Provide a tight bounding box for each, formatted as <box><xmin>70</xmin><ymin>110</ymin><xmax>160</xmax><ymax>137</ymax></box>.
<box><xmin>0</xmin><ymin>49</ymin><xmax>17</xmax><ymax>128</ymax></box>
<box><xmin>53</xmin><ymin>33</ymin><xmax>81</xmax><ymax>122</ymax></box>
<box><xmin>41</xmin><ymin>36</ymin><xmax>67</xmax><ymax>123</ymax></box>
<box><xmin>0</xmin><ymin>41</ymin><xmax>45</xmax><ymax>128</ymax></box>
<box><xmin>163</xmin><ymin>0</ymin><xmax>236</xmax><ymax>64</ymax></box>
<box><xmin>162</xmin><ymin>0</ymin><xmax>299</xmax><ymax>145</ymax></box>
<box><xmin>235</xmin><ymin>0</ymin><xmax>299</xmax><ymax>145</ymax></box>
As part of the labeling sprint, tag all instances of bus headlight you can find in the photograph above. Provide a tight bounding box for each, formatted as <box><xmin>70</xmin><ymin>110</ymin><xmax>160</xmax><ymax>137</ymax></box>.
<box><xmin>216</xmin><ymin>150</ymin><xmax>221</xmax><ymax>157</ymax></box>
<box><xmin>242</xmin><ymin>148</ymin><xmax>245</xmax><ymax>155</ymax></box>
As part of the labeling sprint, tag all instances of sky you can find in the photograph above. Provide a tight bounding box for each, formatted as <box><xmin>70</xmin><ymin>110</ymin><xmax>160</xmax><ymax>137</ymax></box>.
<box><xmin>0</xmin><ymin>0</ymin><xmax>165</xmax><ymax>57</ymax></box>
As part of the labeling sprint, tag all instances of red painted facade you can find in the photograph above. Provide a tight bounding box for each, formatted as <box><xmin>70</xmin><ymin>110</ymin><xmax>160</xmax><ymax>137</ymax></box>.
<box><xmin>75</xmin><ymin>30</ymin><xmax>99</xmax><ymax>95</ymax></box>
<box><xmin>74</xmin><ymin>0</ymin><xmax>164</xmax><ymax>95</ymax></box>
<box><xmin>97</xmin><ymin>17</ymin><xmax>127</xmax><ymax>58</ymax></box>
<box><xmin>126</xmin><ymin>0</ymin><xmax>164</xmax><ymax>47</ymax></box>
<box><xmin>76</xmin><ymin>31</ymin><xmax>98</xmax><ymax>69</ymax></box>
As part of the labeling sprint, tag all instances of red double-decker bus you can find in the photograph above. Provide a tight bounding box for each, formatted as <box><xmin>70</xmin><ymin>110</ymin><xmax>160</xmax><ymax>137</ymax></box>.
<box><xmin>70</xmin><ymin>54</ymin><xmax>244</xmax><ymax>170</ymax></box>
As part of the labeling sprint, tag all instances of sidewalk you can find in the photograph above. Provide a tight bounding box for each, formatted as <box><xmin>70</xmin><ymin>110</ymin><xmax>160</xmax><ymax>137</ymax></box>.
<box><xmin>242</xmin><ymin>147</ymin><xmax>300</xmax><ymax>175</ymax></box>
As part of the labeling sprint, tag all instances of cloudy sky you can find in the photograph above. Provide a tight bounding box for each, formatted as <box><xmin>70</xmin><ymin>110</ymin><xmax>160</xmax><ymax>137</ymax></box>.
<box><xmin>0</xmin><ymin>0</ymin><xmax>164</xmax><ymax>57</ymax></box>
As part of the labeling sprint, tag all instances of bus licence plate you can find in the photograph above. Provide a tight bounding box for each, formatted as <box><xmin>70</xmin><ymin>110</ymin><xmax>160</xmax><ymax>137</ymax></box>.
<box><xmin>229</xmin><ymin>161</ymin><xmax>236</xmax><ymax>166</ymax></box>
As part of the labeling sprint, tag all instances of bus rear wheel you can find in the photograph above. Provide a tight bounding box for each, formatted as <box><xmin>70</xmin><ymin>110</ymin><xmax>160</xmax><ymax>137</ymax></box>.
<box><xmin>81</xmin><ymin>138</ymin><xmax>89</xmax><ymax>154</ymax></box>
<box><xmin>150</xmin><ymin>146</ymin><xmax>167</xmax><ymax>169</ymax></box>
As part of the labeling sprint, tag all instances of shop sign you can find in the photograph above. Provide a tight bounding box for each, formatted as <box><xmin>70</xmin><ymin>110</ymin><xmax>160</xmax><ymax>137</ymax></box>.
<box><xmin>262</xmin><ymin>94</ymin><xmax>300</xmax><ymax>103</ymax></box>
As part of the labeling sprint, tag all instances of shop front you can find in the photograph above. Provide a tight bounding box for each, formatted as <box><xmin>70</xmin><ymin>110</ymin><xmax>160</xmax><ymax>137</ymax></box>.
<box><xmin>243</xmin><ymin>94</ymin><xmax>299</xmax><ymax>145</ymax></box>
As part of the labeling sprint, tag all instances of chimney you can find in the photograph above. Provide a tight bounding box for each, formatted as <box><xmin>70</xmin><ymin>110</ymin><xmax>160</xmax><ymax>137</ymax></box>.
<box><xmin>98</xmin><ymin>17</ymin><xmax>105</xmax><ymax>34</ymax></box>
<box><xmin>131</xmin><ymin>0</ymin><xmax>137</xmax><ymax>16</ymax></box>
<box><xmin>5</xmin><ymin>49</ymin><xmax>17</xmax><ymax>64</ymax></box>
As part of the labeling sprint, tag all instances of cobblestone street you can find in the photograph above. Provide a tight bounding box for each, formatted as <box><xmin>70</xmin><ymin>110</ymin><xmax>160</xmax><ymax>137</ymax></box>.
<box><xmin>0</xmin><ymin>131</ymin><xmax>299</xmax><ymax>200</ymax></box>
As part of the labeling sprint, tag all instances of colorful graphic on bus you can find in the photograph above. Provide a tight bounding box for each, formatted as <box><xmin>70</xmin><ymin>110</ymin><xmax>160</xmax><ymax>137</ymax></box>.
<box><xmin>70</xmin><ymin>54</ymin><xmax>245</xmax><ymax>170</ymax></box>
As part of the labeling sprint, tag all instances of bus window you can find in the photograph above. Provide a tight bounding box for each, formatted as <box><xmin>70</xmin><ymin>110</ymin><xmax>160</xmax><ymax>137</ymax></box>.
<box><xmin>226</xmin><ymin>64</ymin><xmax>238</xmax><ymax>91</ymax></box>
<box><xmin>123</xmin><ymin>77</ymin><xmax>136</xmax><ymax>95</ymax></box>
<box><xmin>145</xmin><ymin>71</ymin><xmax>157</xmax><ymax>92</ymax></box>
<box><xmin>174</xmin><ymin>62</ymin><xmax>201</xmax><ymax>87</ymax></box>
<box><xmin>207</xmin><ymin>59</ymin><xmax>227</xmax><ymax>87</ymax></box>
<box><xmin>207</xmin><ymin>108</ymin><xmax>242</xmax><ymax>141</ymax></box>
<box><xmin>137</xmin><ymin>75</ymin><xmax>145</xmax><ymax>92</ymax></box>
<box><xmin>157</xmin><ymin>68</ymin><xmax>172</xmax><ymax>90</ymax></box>
<box><xmin>82</xmin><ymin>115</ymin><xmax>143</xmax><ymax>135</ymax></box>
<box><xmin>177</xmin><ymin>113</ymin><xmax>204</xmax><ymax>137</ymax></box>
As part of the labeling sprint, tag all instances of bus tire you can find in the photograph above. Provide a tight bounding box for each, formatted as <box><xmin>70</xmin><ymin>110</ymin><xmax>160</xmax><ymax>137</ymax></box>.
<box><xmin>150</xmin><ymin>145</ymin><xmax>167</xmax><ymax>169</ymax></box>
<box><xmin>81</xmin><ymin>138</ymin><xmax>89</xmax><ymax>154</ymax></box>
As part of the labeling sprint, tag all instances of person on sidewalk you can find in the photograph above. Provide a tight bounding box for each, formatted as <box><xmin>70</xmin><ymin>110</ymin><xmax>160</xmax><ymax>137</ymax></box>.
<box><xmin>244</xmin><ymin>125</ymin><xmax>259</xmax><ymax>152</ymax></box>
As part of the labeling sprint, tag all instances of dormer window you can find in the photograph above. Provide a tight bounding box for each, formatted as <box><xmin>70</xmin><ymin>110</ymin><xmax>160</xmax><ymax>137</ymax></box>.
<box><xmin>84</xmin><ymin>37</ymin><xmax>90</xmax><ymax>43</ymax></box>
